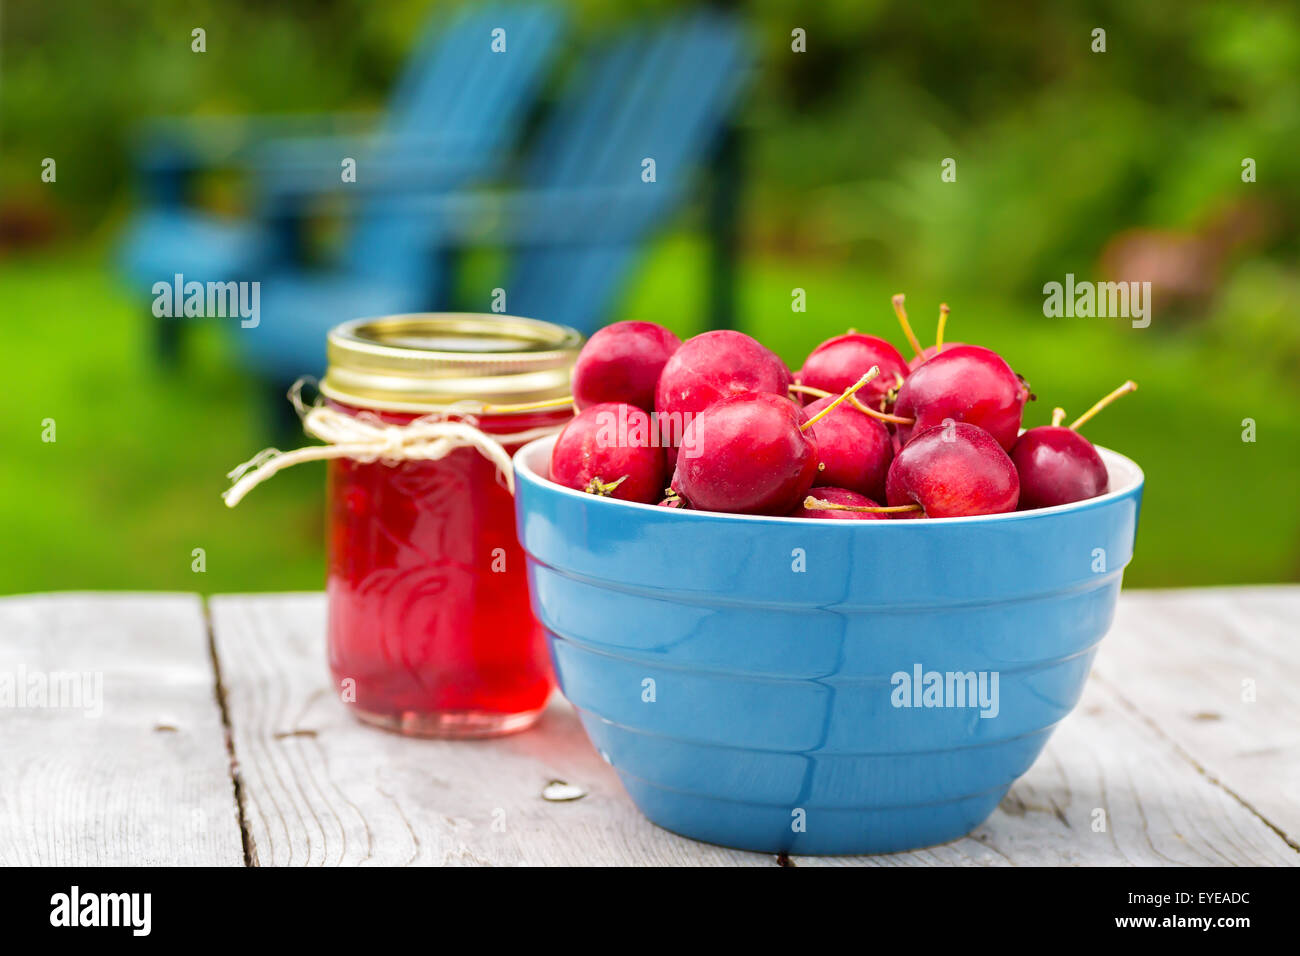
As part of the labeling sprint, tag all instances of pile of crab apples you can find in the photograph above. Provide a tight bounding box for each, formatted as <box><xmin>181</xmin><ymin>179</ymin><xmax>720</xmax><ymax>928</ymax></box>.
<box><xmin>547</xmin><ymin>303</ymin><xmax>1136</xmax><ymax>520</ymax></box>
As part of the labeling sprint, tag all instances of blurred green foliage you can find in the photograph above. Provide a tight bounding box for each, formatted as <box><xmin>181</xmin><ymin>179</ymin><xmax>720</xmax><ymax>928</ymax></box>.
<box><xmin>2</xmin><ymin>0</ymin><xmax>1299</xmax><ymax>591</ymax></box>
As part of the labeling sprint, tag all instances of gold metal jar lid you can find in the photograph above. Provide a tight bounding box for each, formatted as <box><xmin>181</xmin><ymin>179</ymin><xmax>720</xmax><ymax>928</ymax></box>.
<box><xmin>320</xmin><ymin>313</ymin><xmax>584</xmax><ymax>413</ymax></box>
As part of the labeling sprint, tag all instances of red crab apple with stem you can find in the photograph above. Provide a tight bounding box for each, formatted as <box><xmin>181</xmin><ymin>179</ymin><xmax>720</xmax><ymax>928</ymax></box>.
<box><xmin>792</xmin><ymin>487</ymin><xmax>889</xmax><ymax>520</ymax></box>
<box><xmin>794</xmin><ymin>330</ymin><xmax>909</xmax><ymax>412</ymax></box>
<box><xmin>672</xmin><ymin>370</ymin><xmax>877</xmax><ymax>516</ymax></box>
<box><xmin>890</xmin><ymin>344</ymin><xmax>1030</xmax><ymax>451</ymax></box>
<box><xmin>549</xmin><ymin>402</ymin><xmax>665</xmax><ymax>504</ymax></box>
<box><xmin>884</xmin><ymin>420</ymin><xmax>1021</xmax><ymax>518</ymax></box>
<box><xmin>572</xmin><ymin>320</ymin><xmax>681</xmax><ymax>412</ymax></box>
<box><xmin>1011</xmin><ymin>381</ymin><xmax>1137</xmax><ymax>509</ymax></box>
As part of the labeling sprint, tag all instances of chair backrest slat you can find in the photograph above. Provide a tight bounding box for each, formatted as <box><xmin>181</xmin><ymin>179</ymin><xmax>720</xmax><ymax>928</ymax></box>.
<box><xmin>508</xmin><ymin>11</ymin><xmax>748</xmax><ymax>331</ymax></box>
<box><xmin>347</xmin><ymin>4</ymin><xmax>564</xmax><ymax>286</ymax></box>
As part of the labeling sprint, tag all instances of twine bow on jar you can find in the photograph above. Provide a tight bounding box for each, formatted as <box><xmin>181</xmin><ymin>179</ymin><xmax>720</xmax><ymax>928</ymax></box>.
<box><xmin>222</xmin><ymin>379</ymin><xmax>566</xmax><ymax>507</ymax></box>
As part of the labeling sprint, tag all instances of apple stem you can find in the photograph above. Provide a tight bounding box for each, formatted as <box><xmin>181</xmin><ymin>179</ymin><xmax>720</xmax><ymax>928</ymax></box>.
<box><xmin>790</xmin><ymin>381</ymin><xmax>915</xmax><ymax>425</ymax></box>
<box><xmin>892</xmin><ymin>293</ymin><xmax>926</xmax><ymax>360</ymax></box>
<box><xmin>1051</xmin><ymin>407</ymin><xmax>1067</xmax><ymax>427</ymax></box>
<box><xmin>788</xmin><ymin>383</ymin><xmax>832</xmax><ymax>400</ymax></box>
<box><xmin>852</xmin><ymin>401</ymin><xmax>916</xmax><ymax>425</ymax></box>
<box><xmin>803</xmin><ymin>496</ymin><xmax>923</xmax><ymax>514</ymax></box>
<box><xmin>1069</xmin><ymin>380</ymin><xmax>1138</xmax><ymax>431</ymax></box>
<box><xmin>584</xmin><ymin>474</ymin><xmax>629</xmax><ymax>496</ymax></box>
<box><xmin>935</xmin><ymin>303</ymin><xmax>950</xmax><ymax>354</ymax></box>
<box><xmin>801</xmin><ymin>367</ymin><xmax>880</xmax><ymax>430</ymax></box>
<box><xmin>481</xmin><ymin>395</ymin><xmax>575</xmax><ymax>413</ymax></box>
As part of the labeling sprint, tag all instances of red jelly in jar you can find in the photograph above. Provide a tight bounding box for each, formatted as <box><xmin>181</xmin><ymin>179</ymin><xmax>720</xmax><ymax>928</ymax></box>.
<box><xmin>319</xmin><ymin>314</ymin><xmax>582</xmax><ymax>737</ymax></box>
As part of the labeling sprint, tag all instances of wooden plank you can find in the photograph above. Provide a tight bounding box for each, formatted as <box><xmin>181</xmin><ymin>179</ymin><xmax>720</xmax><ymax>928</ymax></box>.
<box><xmin>209</xmin><ymin>594</ymin><xmax>768</xmax><ymax>866</ymax></box>
<box><xmin>0</xmin><ymin>593</ymin><xmax>245</xmax><ymax>866</ymax></box>
<box><xmin>1092</xmin><ymin>586</ymin><xmax>1300</xmax><ymax>850</ymax></box>
<box><xmin>212</xmin><ymin>590</ymin><xmax>1300</xmax><ymax>867</ymax></box>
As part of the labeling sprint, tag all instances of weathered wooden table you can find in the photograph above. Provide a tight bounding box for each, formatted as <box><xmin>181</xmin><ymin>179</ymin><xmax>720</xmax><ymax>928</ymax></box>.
<box><xmin>1</xmin><ymin>588</ymin><xmax>1296</xmax><ymax>866</ymax></box>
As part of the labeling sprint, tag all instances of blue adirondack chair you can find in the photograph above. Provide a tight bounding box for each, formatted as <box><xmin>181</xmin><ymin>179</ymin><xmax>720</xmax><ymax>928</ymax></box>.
<box><xmin>350</xmin><ymin>11</ymin><xmax>748</xmax><ymax>334</ymax></box>
<box><xmin>118</xmin><ymin>3</ymin><xmax>564</xmax><ymax>359</ymax></box>
<box><xmin>235</xmin><ymin>9</ymin><xmax>749</xmax><ymax>396</ymax></box>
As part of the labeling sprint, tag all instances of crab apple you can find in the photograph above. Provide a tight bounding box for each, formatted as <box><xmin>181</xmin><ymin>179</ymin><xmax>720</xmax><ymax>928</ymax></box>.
<box><xmin>1011</xmin><ymin>426</ymin><xmax>1107</xmax><ymax>509</ymax></box>
<box><xmin>790</xmin><ymin>487</ymin><xmax>889</xmax><ymax>520</ymax></box>
<box><xmin>572</xmin><ymin>321</ymin><xmax>681</xmax><ymax>412</ymax></box>
<box><xmin>1012</xmin><ymin>382</ymin><xmax>1136</xmax><ymax>509</ymax></box>
<box><xmin>892</xmin><ymin>344</ymin><xmax>1029</xmax><ymax>451</ymax></box>
<box><xmin>550</xmin><ymin>402</ymin><xmax>665</xmax><ymax>504</ymax></box>
<box><xmin>655</xmin><ymin>330</ymin><xmax>792</xmax><ymax>421</ymax></box>
<box><xmin>908</xmin><ymin>342</ymin><xmax>969</xmax><ymax>371</ymax></box>
<box><xmin>671</xmin><ymin>391</ymin><xmax>817</xmax><ymax>516</ymax></box>
<box><xmin>885</xmin><ymin>421</ymin><xmax>1020</xmax><ymax>518</ymax></box>
<box><xmin>655</xmin><ymin>330</ymin><xmax>792</xmax><ymax>469</ymax></box>
<box><xmin>799</xmin><ymin>333</ymin><xmax>909</xmax><ymax>411</ymax></box>
<box><xmin>802</xmin><ymin>395</ymin><xmax>893</xmax><ymax>501</ymax></box>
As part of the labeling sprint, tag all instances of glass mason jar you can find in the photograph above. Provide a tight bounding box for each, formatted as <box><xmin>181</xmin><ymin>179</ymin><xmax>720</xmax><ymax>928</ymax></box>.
<box><xmin>319</xmin><ymin>314</ymin><xmax>582</xmax><ymax>738</ymax></box>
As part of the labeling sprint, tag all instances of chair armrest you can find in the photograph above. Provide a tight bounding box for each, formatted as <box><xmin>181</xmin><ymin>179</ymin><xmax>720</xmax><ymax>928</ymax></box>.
<box><xmin>137</xmin><ymin>112</ymin><xmax>379</xmax><ymax>157</ymax></box>
<box><xmin>366</xmin><ymin>186</ymin><xmax>683</xmax><ymax>246</ymax></box>
<box><xmin>249</xmin><ymin>133</ymin><xmax>491</xmax><ymax>203</ymax></box>
<box><xmin>130</xmin><ymin>112</ymin><xmax>383</xmax><ymax>201</ymax></box>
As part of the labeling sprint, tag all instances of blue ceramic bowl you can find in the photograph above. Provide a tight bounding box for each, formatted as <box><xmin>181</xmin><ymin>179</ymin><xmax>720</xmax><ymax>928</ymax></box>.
<box><xmin>513</xmin><ymin>437</ymin><xmax>1143</xmax><ymax>855</ymax></box>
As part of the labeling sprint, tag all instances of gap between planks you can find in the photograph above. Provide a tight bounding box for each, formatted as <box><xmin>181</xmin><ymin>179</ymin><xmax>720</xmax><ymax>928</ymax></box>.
<box><xmin>202</xmin><ymin>597</ymin><xmax>257</xmax><ymax>867</ymax></box>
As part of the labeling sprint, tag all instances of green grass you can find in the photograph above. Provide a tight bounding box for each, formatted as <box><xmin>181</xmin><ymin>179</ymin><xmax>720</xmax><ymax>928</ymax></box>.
<box><xmin>1</xmin><ymin>247</ymin><xmax>324</xmax><ymax>594</ymax></box>
<box><xmin>2</xmin><ymin>239</ymin><xmax>1297</xmax><ymax>594</ymax></box>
